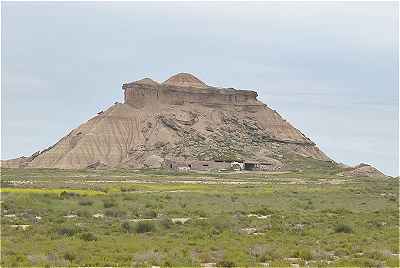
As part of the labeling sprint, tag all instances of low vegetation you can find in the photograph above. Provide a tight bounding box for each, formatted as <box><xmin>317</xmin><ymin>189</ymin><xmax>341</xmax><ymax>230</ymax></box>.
<box><xmin>1</xmin><ymin>167</ymin><xmax>398</xmax><ymax>267</ymax></box>
<box><xmin>334</xmin><ymin>223</ymin><xmax>353</xmax><ymax>234</ymax></box>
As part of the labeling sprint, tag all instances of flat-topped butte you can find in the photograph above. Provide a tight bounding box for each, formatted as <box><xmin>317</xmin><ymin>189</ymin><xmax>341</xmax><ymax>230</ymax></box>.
<box><xmin>123</xmin><ymin>73</ymin><xmax>260</xmax><ymax>108</ymax></box>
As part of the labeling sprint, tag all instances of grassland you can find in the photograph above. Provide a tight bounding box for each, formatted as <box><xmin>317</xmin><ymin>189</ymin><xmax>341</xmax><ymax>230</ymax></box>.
<box><xmin>1</xmin><ymin>167</ymin><xmax>399</xmax><ymax>267</ymax></box>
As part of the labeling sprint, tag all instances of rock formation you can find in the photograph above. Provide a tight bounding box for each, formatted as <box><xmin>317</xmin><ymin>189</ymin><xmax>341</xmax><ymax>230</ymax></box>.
<box><xmin>340</xmin><ymin>163</ymin><xmax>387</xmax><ymax>178</ymax></box>
<box><xmin>2</xmin><ymin>73</ymin><xmax>334</xmax><ymax>170</ymax></box>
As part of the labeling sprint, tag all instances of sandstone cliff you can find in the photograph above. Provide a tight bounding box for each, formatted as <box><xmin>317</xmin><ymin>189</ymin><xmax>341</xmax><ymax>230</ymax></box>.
<box><xmin>2</xmin><ymin>73</ymin><xmax>332</xmax><ymax>170</ymax></box>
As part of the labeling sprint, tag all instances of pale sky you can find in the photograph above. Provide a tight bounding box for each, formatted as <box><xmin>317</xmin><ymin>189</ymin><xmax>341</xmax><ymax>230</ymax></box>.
<box><xmin>1</xmin><ymin>2</ymin><xmax>398</xmax><ymax>176</ymax></box>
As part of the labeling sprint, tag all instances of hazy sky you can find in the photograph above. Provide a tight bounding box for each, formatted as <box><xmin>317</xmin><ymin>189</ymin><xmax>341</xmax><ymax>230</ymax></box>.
<box><xmin>2</xmin><ymin>2</ymin><xmax>398</xmax><ymax>175</ymax></box>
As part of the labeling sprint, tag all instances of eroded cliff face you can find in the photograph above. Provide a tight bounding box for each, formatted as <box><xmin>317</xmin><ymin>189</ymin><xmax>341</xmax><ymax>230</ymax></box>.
<box><xmin>1</xmin><ymin>73</ymin><xmax>332</xmax><ymax>169</ymax></box>
<box><xmin>339</xmin><ymin>163</ymin><xmax>386</xmax><ymax>178</ymax></box>
<box><xmin>123</xmin><ymin>74</ymin><xmax>260</xmax><ymax>108</ymax></box>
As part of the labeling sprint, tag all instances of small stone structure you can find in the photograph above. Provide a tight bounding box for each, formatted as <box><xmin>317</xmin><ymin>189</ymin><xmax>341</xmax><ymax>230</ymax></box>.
<box><xmin>164</xmin><ymin>159</ymin><xmax>276</xmax><ymax>172</ymax></box>
<box><xmin>163</xmin><ymin>159</ymin><xmax>231</xmax><ymax>171</ymax></box>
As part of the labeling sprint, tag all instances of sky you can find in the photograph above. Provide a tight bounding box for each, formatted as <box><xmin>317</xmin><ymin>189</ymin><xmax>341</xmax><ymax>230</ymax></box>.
<box><xmin>1</xmin><ymin>2</ymin><xmax>398</xmax><ymax>176</ymax></box>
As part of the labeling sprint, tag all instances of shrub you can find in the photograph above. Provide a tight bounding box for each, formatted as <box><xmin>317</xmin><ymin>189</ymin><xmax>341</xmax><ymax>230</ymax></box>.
<box><xmin>121</xmin><ymin>222</ymin><xmax>133</xmax><ymax>233</ymax></box>
<box><xmin>364</xmin><ymin>250</ymin><xmax>389</xmax><ymax>261</ymax></box>
<box><xmin>103</xmin><ymin>200</ymin><xmax>116</xmax><ymax>208</ymax></box>
<box><xmin>134</xmin><ymin>221</ymin><xmax>155</xmax><ymax>233</ymax></box>
<box><xmin>251</xmin><ymin>207</ymin><xmax>275</xmax><ymax>215</ymax></box>
<box><xmin>145</xmin><ymin>202</ymin><xmax>157</xmax><ymax>209</ymax></box>
<box><xmin>123</xmin><ymin>194</ymin><xmax>136</xmax><ymax>201</ymax></box>
<box><xmin>259</xmin><ymin>248</ymin><xmax>283</xmax><ymax>262</ymax></box>
<box><xmin>216</xmin><ymin>260</ymin><xmax>236</xmax><ymax>267</ymax></box>
<box><xmin>120</xmin><ymin>186</ymin><xmax>136</xmax><ymax>192</ymax></box>
<box><xmin>132</xmin><ymin>250</ymin><xmax>163</xmax><ymax>266</ymax></box>
<box><xmin>163</xmin><ymin>260</ymin><xmax>173</xmax><ymax>267</ymax></box>
<box><xmin>63</xmin><ymin>252</ymin><xmax>76</xmax><ymax>262</ymax></box>
<box><xmin>129</xmin><ymin>208</ymin><xmax>140</xmax><ymax>218</ymax></box>
<box><xmin>59</xmin><ymin>191</ymin><xmax>68</xmax><ymax>199</ymax></box>
<box><xmin>59</xmin><ymin>191</ymin><xmax>80</xmax><ymax>199</ymax></box>
<box><xmin>249</xmin><ymin>244</ymin><xmax>268</xmax><ymax>259</ymax></box>
<box><xmin>209</xmin><ymin>216</ymin><xmax>236</xmax><ymax>234</ymax></box>
<box><xmin>194</xmin><ymin>210</ymin><xmax>207</xmax><ymax>218</ymax></box>
<box><xmin>334</xmin><ymin>223</ymin><xmax>353</xmax><ymax>233</ymax></box>
<box><xmin>311</xmin><ymin>249</ymin><xmax>331</xmax><ymax>260</ymax></box>
<box><xmin>335</xmin><ymin>248</ymin><xmax>350</xmax><ymax>257</ymax></box>
<box><xmin>159</xmin><ymin>216</ymin><xmax>172</xmax><ymax>229</ymax></box>
<box><xmin>293</xmin><ymin>249</ymin><xmax>312</xmax><ymax>260</ymax></box>
<box><xmin>142</xmin><ymin>209</ymin><xmax>157</xmax><ymax>218</ymax></box>
<box><xmin>105</xmin><ymin>208</ymin><xmax>126</xmax><ymax>218</ymax></box>
<box><xmin>80</xmin><ymin>232</ymin><xmax>97</xmax><ymax>241</ymax></box>
<box><xmin>57</xmin><ymin>226</ymin><xmax>78</xmax><ymax>236</ymax></box>
<box><xmin>358</xmin><ymin>257</ymin><xmax>383</xmax><ymax>267</ymax></box>
<box><xmin>78</xmin><ymin>199</ymin><xmax>93</xmax><ymax>206</ymax></box>
<box><xmin>76</xmin><ymin>209</ymin><xmax>90</xmax><ymax>218</ymax></box>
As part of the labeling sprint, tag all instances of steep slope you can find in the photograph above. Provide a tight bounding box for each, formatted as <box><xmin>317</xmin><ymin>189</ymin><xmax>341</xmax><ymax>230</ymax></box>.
<box><xmin>2</xmin><ymin>73</ymin><xmax>332</xmax><ymax>170</ymax></box>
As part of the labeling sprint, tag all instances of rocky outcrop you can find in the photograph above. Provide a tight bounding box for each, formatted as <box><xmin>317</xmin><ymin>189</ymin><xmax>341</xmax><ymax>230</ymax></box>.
<box><xmin>123</xmin><ymin>73</ymin><xmax>260</xmax><ymax>108</ymax></box>
<box><xmin>2</xmin><ymin>73</ymin><xmax>333</xmax><ymax>170</ymax></box>
<box><xmin>1</xmin><ymin>150</ymin><xmax>41</xmax><ymax>168</ymax></box>
<box><xmin>1</xmin><ymin>156</ymin><xmax>30</xmax><ymax>168</ymax></box>
<box><xmin>162</xmin><ymin>73</ymin><xmax>208</xmax><ymax>88</ymax></box>
<box><xmin>340</xmin><ymin>163</ymin><xmax>387</xmax><ymax>178</ymax></box>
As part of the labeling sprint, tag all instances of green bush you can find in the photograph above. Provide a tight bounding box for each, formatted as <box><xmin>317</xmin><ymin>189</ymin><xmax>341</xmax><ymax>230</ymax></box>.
<box><xmin>259</xmin><ymin>248</ymin><xmax>283</xmax><ymax>262</ymax></box>
<box><xmin>142</xmin><ymin>209</ymin><xmax>157</xmax><ymax>218</ymax></box>
<box><xmin>120</xmin><ymin>186</ymin><xmax>136</xmax><ymax>192</ymax></box>
<box><xmin>132</xmin><ymin>250</ymin><xmax>163</xmax><ymax>266</ymax></box>
<box><xmin>121</xmin><ymin>221</ymin><xmax>133</xmax><ymax>233</ymax></box>
<box><xmin>134</xmin><ymin>221</ymin><xmax>155</xmax><ymax>233</ymax></box>
<box><xmin>216</xmin><ymin>260</ymin><xmax>236</xmax><ymax>267</ymax></box>
<box><xmin>80</xmin><ymin>232</ymin><xmax>97</xmax><ymax>241</ymax></box>
<box><xmin>59</xmin><ymin>191</ymin><xmax>80</xmax><ymax>199</ymax></box>
<box><xmin>194</xmin><ymin>210</ymin><xmax>207</xmax><ymax>218</ymax></box>
<box><xmin>76</xmin><ymin>209</ymin><xmax>90</xmax><ymax>218</ymax></box>
<box><xmin>103</xmin><ymin>200</ymin><xmax>116</xmax><ymax>208</ymax></box>
<box><xmin>334</xmin><ymin>223</ymin><xmax>353</xmax><ymax>233</ymax></box>
<box><xmin>159</xmin><ymin>216</ymin><xmax>172</xmax><ymax>229</ymax></box>
<box><xmin>78</xmin><ymin>199</ymin><xmax>93</xmax><ymax>206</ymax></box>
<box><xmin>358</xmin><ymin>257</ymin><xmax>383</xmax><ymax>267</ymax></box>
<box><xmin>293</xmin><ymin>249</ymin><xmax>312</xmax><ymax>260</ymax></box>
<box><xmin>145</xmin><ymin>202</ymin><xmax>157</xmax><ymax>209</ymax></box>
<box><xmin>365</xmin><ymin>250</ymin><xmax>388</xmax><ymax>261</ymax></box>
<box><xmin>209</xmin><ymin>215</ymin><xmax>236</xmax><ymax>234</ymax></box>
<box><xmin>63</xmin><ymin>252</ymin><xmax>76</xmax><ymax>262</ymax></box>
<box><xmin>104</xmin><ymin>208</ymin><xmax>126</xmax><ymax>218</ymax></box>
<box><xmin>57</xmin><ymin>226</ymin><xmax>78</xmax><ymax>237</ymax></box>
<box><xmin>251</xmin><ymin>206</ymin><xmax>275</xmax><ymax>215</ymax></box>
